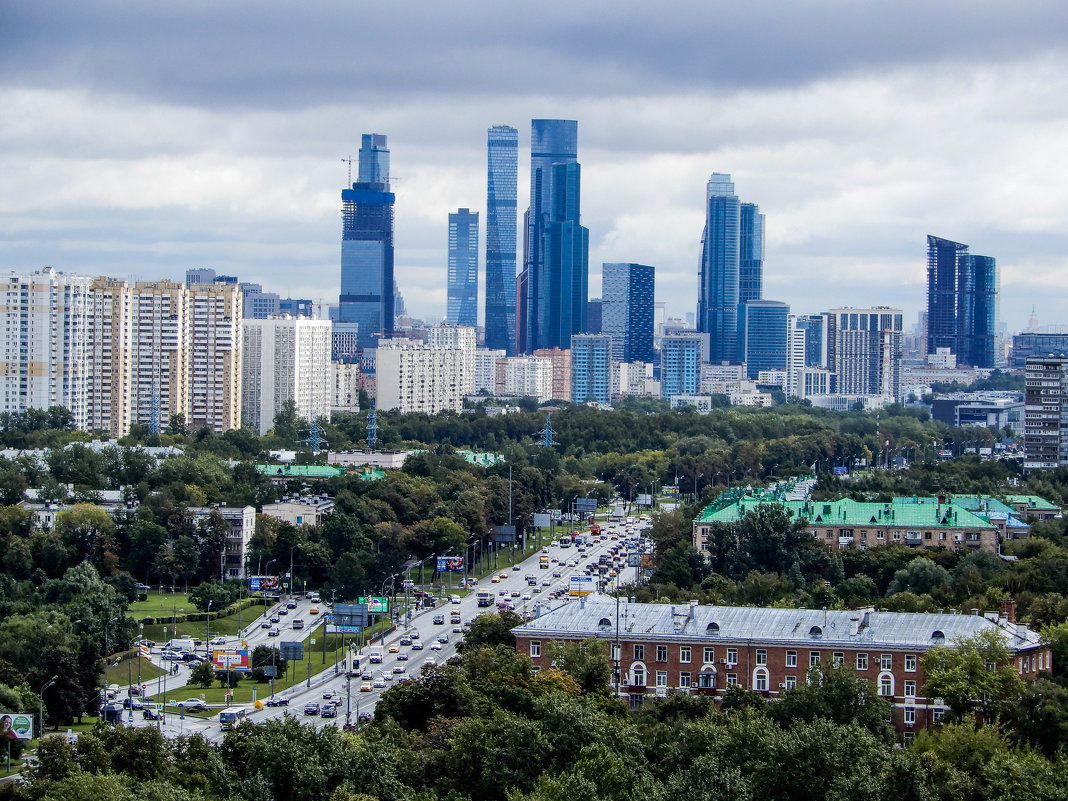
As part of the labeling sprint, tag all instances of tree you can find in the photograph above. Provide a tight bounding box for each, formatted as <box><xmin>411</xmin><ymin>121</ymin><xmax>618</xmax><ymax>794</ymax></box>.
<box><xmin>545</xmin><ymin>639</ymin><xmax>612</xmax><ymax>696</ymax></box>
<box><xmin>190</xmin><ymin>658</ymin><xmax>215</xmax><ymax>688</ymax></box>
<box><xmin>922</xmin><ymin>628</ymin><xmax>1025</xmax><ymax>722</ymax></box>
<box><xmin>457</xmin><ymin>610</ymin><xmax>524</xmax><ymax>652</ymax></box>
<box><xmin>768</xmin><ymin>663</ymin><xmax>894</xmax><ymax>742</ymax></box>
<box><xmin>373</xmin><ymin>662</ymin><xmax>478</xmax><ymax>730</ymax></box>
<box><xmin>886</xmin><ymin>557</ymin><xmax>952</xmax><ymax>597</ymax></box>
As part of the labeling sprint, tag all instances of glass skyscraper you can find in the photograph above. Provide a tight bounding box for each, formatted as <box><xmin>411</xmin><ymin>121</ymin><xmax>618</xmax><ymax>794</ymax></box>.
<box><xmin>518</xmin><ymin>120</ymin><xmax>585</xmax><ymax>353</ymax></box>
<box><xmin>737</xmin><ymin>299</ymin><xmax>789</xmax><ymax>379</ymax></box>
<box><xmin>339</xmin><ymin>133</ymin><xmax>394</xmax><ymax>348</ymax></box>
<box><xmin>925</xmin><ymin>235</ymin><xmax>997</xmax><ymax>368</ymax></box>
<box><xmin>602</xmin><ymin>262</ymin><xmax>655</xmax><ymax>363</ymax></box>
<box><xmin>697</xmin><ymin>173</ymin><xmax>741</xmax><ymax>362</ymax></box>
<box><xmin>739</xmin><ymin>202</ymin><xmax>765</xmax><ymax>305</ymax></box>
<box><xmin>485</xmin><ymin>125</ymin><xmax>517</xmax><ymax>354</ymax></box>
<box><xmin>447</xmin><ymin>208</ymin><xmax>479</xmax><ymax>328</ymax></box>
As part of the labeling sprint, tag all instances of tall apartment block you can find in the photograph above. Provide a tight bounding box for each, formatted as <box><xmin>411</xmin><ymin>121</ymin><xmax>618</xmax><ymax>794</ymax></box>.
<box><xmin>447</xmin><ymin>208</ymin><xmax>479</xmax><ymax>328</ymax></box>
<box><xmin>242</xmin><ymin>317</ymin><xmax>332</xmax><ymax>434</ymax></box>
<box><xmin>1024</xmin><ymin>356</ymin><xmax>1068</xmax><ymax>470</ymax></box>
<box><xmin>531</xmin><ymin>347</ymin><xmax>571</xmax><ymax>401</ymax></box>
<box><xmin>660</xmin><ymin>333</ymin><xmax>709</xmax><ymax>399</ymax></box>
<box><xmin>826</xmin><ymin>307</ymin><xmax>903</xmax><ymax>399</ymax></box>
<box><xmin>500</xmin><ymin>356</ymin><xmax>554</xmax><ymax>403</ymax></box>
<box><xmin>339</xmin><ymin>134</ymin><xmax>395</xmax><ymax>349</ymax></box>
<box><xmin>570</xmin><ymin>334</ymin><xmax>612</xmax><ymax>404</ymax></box>
<box><xmin>485</xmin><ymin>125</ymin><xmax>518</xmax><ymax>354</ymax></box>
<box><xmin>602</xmin><ymin>263</ymin><xmax>654</xmax><ymax>364</ymax></box>
<box><xmin>697</xmin><ymin>173</ymin><xmax>741</xmax><ymax>362</ymax></box>
<box><xmin>427</xmin><ymin>325</ymin><xmax>477</xmax><ymax>395</ymax></box>
<box><xmin>375</xmin><ymin>339</ymin><xmax>464</xmax><ymax>415</ymax></box>
<box><xmin>926</xmin><ymin>235</ymin><xmax>997</xmax><ymax>368</ymax></box>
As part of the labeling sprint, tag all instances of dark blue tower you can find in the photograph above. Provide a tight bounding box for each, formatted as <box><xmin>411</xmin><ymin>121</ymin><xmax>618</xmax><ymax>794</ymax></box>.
<box><xmin>485</xmin><ymin>125</ymin><xmax>518</xmax><ymax>354</ymax></box>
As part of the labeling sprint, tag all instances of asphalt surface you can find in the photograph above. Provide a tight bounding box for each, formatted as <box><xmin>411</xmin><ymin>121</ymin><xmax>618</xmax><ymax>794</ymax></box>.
<box><xmin>129</xmin><ymin>513</ymin><xmax>652</xmax><ymax>741</ymax></box>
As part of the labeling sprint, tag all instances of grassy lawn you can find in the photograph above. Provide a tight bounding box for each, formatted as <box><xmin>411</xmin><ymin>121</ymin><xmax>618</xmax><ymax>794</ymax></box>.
<box><xmin>129</xmin><ymin>591</ymin><xmax>194</xmax><ymax>619</ymax></box>
<box><xmin>140</xmin><ymin>621</ymin><xmax>364</xmax><ymax>708</ymax></box>
<box><xmin>138</xmin><ymin>600</ymin><xmax>269</xmax><ymax>645</ymax></box>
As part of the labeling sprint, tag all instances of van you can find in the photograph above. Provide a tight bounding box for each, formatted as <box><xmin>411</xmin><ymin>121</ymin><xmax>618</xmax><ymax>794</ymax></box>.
<box><xmin>448</xmin><ymin>594</ymin><xmax>461</xmax><ymax>604</ymax></box>
<box><xmin>166</xmin><ymin>638</ymin><xmax>196</xmax><ymax>652</ymax></box>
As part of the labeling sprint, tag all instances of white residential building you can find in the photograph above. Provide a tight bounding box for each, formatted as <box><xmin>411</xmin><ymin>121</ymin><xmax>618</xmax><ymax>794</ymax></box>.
<box><xmin>427</xmin><ymin>325</ymin><xmax>476</xmax><ymax>394</ymax></box>
<box><xmin>375</xmin><ymin>338</ymin><xmax>464</xmax><ymax>414</ymax></box>
<box><xmin>473</xmin><ymin>348</ymin><xmax>504</xmax><ymax>395</ymax></box>
<box><xmin>500</xmin><ymin>356</ymin><xmax>553</xmax><ymax>403</ymax></box>
<box><xmin>333</xmin><ymin>360</ymin><xmax>363</xmax><ymax>412</ymax></box>
<box><xmin>243</xmin><ymin>317</ymin><xmax>332</xmax><ymax>433</ymax></box>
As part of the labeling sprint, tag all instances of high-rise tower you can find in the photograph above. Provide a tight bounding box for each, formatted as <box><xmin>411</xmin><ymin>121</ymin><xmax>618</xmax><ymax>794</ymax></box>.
<box><xmin>447</xmin><ymin>208</ymin><xmax>479</xmax><ymax>328</ymax></box>
<box><xmin>739</xmin><ymin>202</ymin><xmax>765</xmax><ymax>305</ymax></box>
<box><xmin>697</xmin><ymin>173</ymin><xmax>741</xmax><ymax>362</ymax></box>
<box><xmin>339</xmin><ymin>133</ymin><xmax>395</xmax><ymax>349</ymax></box>
<box><xmin>925</xmin><ymin>235</ymin><xmax>997</xmax><ymax>368</ymax></box>
<box><xmin>517</xmin><ymin>119</ymin><xmax>586</xmax><ymax>353</ymax></box>
<box><xmin>602</xmin><ymin>263</ymin><xmax>655</xmax><ymax>363</ymax></box>
<box><xmin>485</xmin><ymin>125</ymin><xmax>518</xmax><ymax>354</ymax></box>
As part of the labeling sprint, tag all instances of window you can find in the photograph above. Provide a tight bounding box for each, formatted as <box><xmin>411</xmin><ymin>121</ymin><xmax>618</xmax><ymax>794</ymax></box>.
<box><xmin>832</xmin><ymin>652</ymin><xmax>844</xmax><ymax>667</ymax></box>
<box><xmin>756</xmin><ymin>649</ymin><xmax>767</xmax><ymax>666</ymax></box>
<box><xmin>706</xmin><ymin>622</ymin><xmax>720</xmax><ymax>636</ymax></box>
<box><xmin>611</xmin><ymin>643</ymin><xmax>620</xmax><ymax>661</ymax></box>
<box><xmin>904</xmin><ymin>707</ymin><xmax>916</xmax><ymax>725</ymax></box>
<box><xmin>903</xmin><ymin>732</ymin><xmax>915</xmax><ymax>746</ymax></box>
<box><xmin>856</xmin><ymin>653</ymin><xmax>868</xmax><ymax>671</ymax></box>
<box><xmin>932</xmin><ymin>709</ymin><xmax>944</xmax><ymax>723</ymax></box>
<box><xmin>726</xmin><ymin>648</ymin><xmax>738</xmax><ymax>665</ymax></box>
<box><xmin>632</xmin><ymin>666</ymin><xmax>646</xmax><ymax>686</ymax></box>
<box><xmin>879</xmin><ymin>674</ymin><xmax>893</xmax><ymax>696</ymax></box>
<box><xmin>904</xmin><ymin>680</ymin><xmax>916</xmax><ymax>698</ymax></box>
<box><xmin>531</xmin><ymin>666</ymin><xmax>540</xmax><ymax>676</ymax></box>
<box><xmin>986</xmin><ymin>660</ymin><xmax>996</xmax><ymax>672</ymax></box>
<box><xmin>530</xmin><ymin>641</ymin><xmax>541</xmax><ymax>658</ymax></box>
<box><xmin>633</xmin><ymin>644</ymin><xmax>644</xmax><ymax>661</ymax></box>
<box><xmin>679</xmin><ymin>672</ymin><xmax>691</xmax><ymax>688</ymax></box>
<box><xmin>879</xmin><ymin>654</ymin><xmax>892</xmax><ymax>670</ymax></box>
<box><xmin>680</xmin><ymin>646</ymin><xmax>691</xmax><ymax>663</ymax></box>
<box><xmin>905</xmin><ymin>654</ymin><xmax>917</xmax><ymax>672</ymax></box>
<box><xmin>810</xmin><ymin>651</ymin><xmax>821</xmax><ymax>667</ymax></box>
<box><xmin>784</xmin><ymin>675</ymin><xmax>797</xmax><ymax>690</ymax></box>
<box><xmin>656</xmin><ymin>645</ymin><xmax>668</xmax><ymax>662</ymax></box>
<box><xmin>698</xmin><ymin>671</ymin><xmax>716</xmax><ymax>689</ymax></box>
<box><xmin>656</xmin><ymin>671</ymin><xmax>668</xmax><ymax>687</ymax></box>
<box><xmin>726</xmin><ymin>673</ymin><xmax>738</xmax><ymax>687</ymax></box>
<box><xmin>809</xmin><ymin>625</ymin><xmax>823</xmax><ymax>639</ymax></box>
<box><xmin>931</xmin><ymin>630</ymin><xmax>946</xmax><ymax>645</ymax></box>
<box><xmin>754</xmin><ymin>669</ymin><xmax>768</xmax><ymax>691</ymax></box>
<box><xmin>786</xmin><ymin>650</ymin><xmax>797</xmax><ymax>668</ymax></box>
<box><xmin>703</xmin><ymin>647</ymin><xmax>715</xmax><ymax>664</ymax></box>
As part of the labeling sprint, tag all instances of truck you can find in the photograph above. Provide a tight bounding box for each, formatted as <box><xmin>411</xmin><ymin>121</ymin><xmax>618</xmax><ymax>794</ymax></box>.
<box><xmin>476</xmin><ymin>590</ymin><xmax>494</xmax><ymax>607</ymax></box>
<box><xmin>589</xmin><ymin>523</ymin><xmax>601</xmax><ymax>536</ymax></box>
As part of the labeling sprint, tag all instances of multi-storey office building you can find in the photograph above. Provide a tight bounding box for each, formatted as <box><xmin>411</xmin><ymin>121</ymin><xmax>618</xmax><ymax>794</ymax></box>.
<box><xmin>697</xmin><ymin>173</ymin><xmax>741</xmax><ymax>363</ymax></box>
<box><xmin>485</xmin><ymin>125</ymin><xmax>518</xmax><ymax>354</ymax></box>
<box><xmin>1024</xmin><ymin>356</ymin><xmax>1068</xmax><ymax>469</ymax></box>
<box><xmin>826</xmin><ymin>306</ymin><xmax>903</xmax><ymax>400</ymax></box>
<box><xmin>1011</xmin><ymin>332</ymin><xmax>1068</xmax><ymax>369</ymax></box>
<box><xmin>602</xmin><ymin>263</ymin><xmax>654</xmax><ymax>364</ymax></box>
<box><xmin>926</xmin><ymin>235</ymin><xmax>997</xmax><ymax>368</ymax></box>
<box><xmin>512</xmin><ymin>595</ymin><xmax>1048</xmax><ymax>737</ymax></box>
<box><xmin>738</xmin><ymin>202</ymin><xmax>765</xmax><ymax>307</ymax></box>
<box><xmin>737</xmin><ymin>299</ymin><xmax>788</xmax><ymax>380</ymax></box>
<box><xmin>447</xmin><ymin>208</ymin><xmax>479</xmax><ymax>328</ymax></box>
<box><xmin>242</xmin><ymin>317</ymin><xmax>332</xmax><ymax>434</ymax></box>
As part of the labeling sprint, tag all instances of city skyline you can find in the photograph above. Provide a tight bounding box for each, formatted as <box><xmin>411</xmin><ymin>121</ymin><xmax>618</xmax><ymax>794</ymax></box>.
<box><xmin>3</xmin><ymin>3</ymin><xmax>1068</xmax><ymax>331</ymax></box>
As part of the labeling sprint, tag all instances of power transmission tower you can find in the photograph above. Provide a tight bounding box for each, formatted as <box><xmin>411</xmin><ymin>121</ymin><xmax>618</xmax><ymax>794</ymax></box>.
<box><xmin>538</xmin><ymin>414</ymin><xmax>558</xmax><ymax>447</ymax></box>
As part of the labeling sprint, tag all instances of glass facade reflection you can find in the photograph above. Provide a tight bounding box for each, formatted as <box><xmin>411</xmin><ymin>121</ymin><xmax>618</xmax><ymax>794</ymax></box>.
<box><xmin>486</xmin><ymin>125</ymin><xmax>518</xmax><ymax>354</ymax></box>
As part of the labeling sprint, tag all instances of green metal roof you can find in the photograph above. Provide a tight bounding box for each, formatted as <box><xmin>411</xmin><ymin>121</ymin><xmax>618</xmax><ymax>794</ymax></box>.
<box><xmin>697</xmin><ymin>495</ymin><xmax>996</xmax><ymax>530</ymax></box>
<box><xmin>256</xmin><ymin>464</ymin><xmax>347</xmax><ymax>479</ymax></box>
<box><xmin>458</xmin><ymin>450</ymin><xmax>505</xmax><ymax>466</ymax></box>
<box><xmin>1005</xmin><ymin>494</ymin><xmax>1060</xmax><ymax>511</ymax></box>
<box><xmin>891</xmin><ymin>495</ymin><xmax>1016</xmax><ymax>516</ymax></box>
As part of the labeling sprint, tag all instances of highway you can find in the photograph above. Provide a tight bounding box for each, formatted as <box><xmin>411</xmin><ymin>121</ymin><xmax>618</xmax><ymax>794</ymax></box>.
<box><xmin>134</xmin><ymin>513</ymin><xmax>652</xmax><ymax>741</ymax></box>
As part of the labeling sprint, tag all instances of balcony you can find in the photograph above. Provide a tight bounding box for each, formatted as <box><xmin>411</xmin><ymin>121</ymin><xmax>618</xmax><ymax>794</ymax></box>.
<box><xmin>626</xmin><ymin>684</ymin><xmax>647</xmax><ymax>694</ymax></box>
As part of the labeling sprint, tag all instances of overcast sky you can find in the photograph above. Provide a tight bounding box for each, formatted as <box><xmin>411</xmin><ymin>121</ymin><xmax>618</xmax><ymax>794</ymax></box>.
<box><xmin>3</xmin><ymin>1</ymin><xmax>1068</xmax><ymax>332</ymax></box>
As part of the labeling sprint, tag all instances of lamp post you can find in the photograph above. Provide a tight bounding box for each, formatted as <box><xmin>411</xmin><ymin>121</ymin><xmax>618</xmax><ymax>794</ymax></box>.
<box><xmin>39</xmin><ymin>675</ymin><xmax>58</xmax><ymax>735</ymax></box>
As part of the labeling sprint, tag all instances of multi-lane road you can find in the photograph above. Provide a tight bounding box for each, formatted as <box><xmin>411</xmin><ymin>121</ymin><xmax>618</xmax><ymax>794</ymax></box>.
<box><xmin>136</xmin><ymin>514</ymin><xmax>652</xmax><ymax>741</ymax></box>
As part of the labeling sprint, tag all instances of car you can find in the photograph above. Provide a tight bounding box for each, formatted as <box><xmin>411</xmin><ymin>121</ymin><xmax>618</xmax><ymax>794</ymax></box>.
<box><xmin>209</xmin><ymin>636</ymin><xmax>227</xmax><ymax>645</ymax></box>
<box><xmin>512</xmin><ymin>565</ymin><xmax>521</xmax><ymax>571</ymax></box>
<box><xmin>304</xmin><ymin>703</ymin><xmax>320</xmax><ymax>715</ymax></box>
<box><xmin>323</xmin><ymin>691</ymin><xmax>334</xmax><ymax>700</ymax></box>
<box><xmin>552</xmin><ymin>571</ymin><xmax>562</xmax><ymax>578</ymax></box>
<box><xmin>399</xmin><ymin>637</ymin><xmax>412</xmax><ymax>646</ymax></box>
<box><xmin>430</xmin><ymin>642</ymin><xmax>442</xmax><ymax>650</ymax></box>
<box><xmin>286</xmin><ymin>601</ymin><xmax>297</xmax><ymax>609</ymax></box>
<box><xmin>392</xmin><ymin>665</ymin><xmax>405</xmax><ymax>674</ymax></box>
<box><xmin>332</xmin><ymin>697</ymin><xmax>343</xmax><ymax>706</ymax></box>
<box><xmin>143</xmin><ymin>708</ymin><xmax>165</xmax><ymax>721</ymax></box>
<box><xmin>450</xmin><ymin>616</ymin><xmax>461</xmax><ymax>624</ymax></box>
<box><xmin>278</xmin><ymin>608</ymin><xmax>288</xmax><ymax>616</ymax></box>
<box><xmin>321</xmin><ymin>705</ymin><xmax>337</xmax><ymax>718</ymax></box>
<box><xmin>542</xmin><ymin>547</ymin><xmax>548</xmax><ymax>553</ymax></box>
<box><xmin>409</xmin><ymin>631</ymin><xmax>420</xmax><ymax>639</ymax></box>
<box><xmin>522</xmin><ymin>593</ymin><xmax>531</xmax><ymax>600</ymax></box>
<box><xmin>135</xmin><ymin>639</ymin><xmax>156</xmax><ymax>648</ymax></box>
<box><xmin>424</xmin><ymin>657</ymin><xmax>437</xmax><ymax>666</ymax></box>
<box><xmin>542</xmin><ymin>579</ymin><xmax>552</xmax><ymax>586</ymax></box>
<box><xmin>309</xmin><ymin>606</ymin><xmax>319</xmax><ymax>614</ymax></box>
<box><xmin>178</xmin><ymin>698</ymin><xmax>207</xmax><ymax>711</ymax></box>
<box><xmin>136</xmin><ymin>582</ymin><xmax>151</xmax><ymax>591</ymax></box>
<box><xmin>411</xmin><ymin>641</ymin><xmax>424</xmax><ymax>650</ymax></box>
<box><xmin>357</xmin><ymin>712</ymin><xmax>373</xmax><ymax>723</ymax></box>
<box><xmin>499</xmin><ymin>573</ymin><xmax>509</xmax><ymax>580</ymax></box>
<box><xmin>372</xmin><ymin>677</ymin><xmax>385</xmax><ymax>688</ymax></box>
<box><xmin>360</xmin><ymin>682</ymin><xmax>373</xmax><ymax>692</ymax></box>
<box><xmin>292</xmin><ymin>618</ymin><xmax>304</xmax><ymax>629</ymax></box>
<box><xmin>491</xmin><ymin>576</ymin><xmax>500</xmax><ymax>583</ymax></box>
<box><xmin>270</xmin><ymin>615</ymin><xmax>280</xmax><ymax>623</ymax></box>
<box><xmin>396</xmin><ymin>649</ymin><xmax>410</xmax><ymax>660</ymax></box>
<box><xmin>265</xmin><ymin>697</ymin><xmax>290</xmax><ymax>707</ymax></box>
<box><xmin>510</xmin><ymin>591</ymin><xmax>521</xmax><ymax>598</ymax></box>
<box><xmin>388</xmin><ymin>644</ymin><xmax>400</xmax><ymax>653</ymax></box>
<box><xmin>122</xmin><ymin>697</ymin><xmax>144</xmax><ymax>710</ymax></box>
<box><xmin>433</xmin><ymin>615</ymin><xmax>445</xmax><ymax>625</ymax></box>
<box><xmin>268</xmin><ymin>627</ymin><xmax>280</xmax><ymax>637</ymax></box>
<box><xmin>437</xmin><ymin>633</ymin><xmax>449</xmax><ymax>643</ymax></box>
<box><xmin>182</xmin><ymin>652</ymin><xmax>207</xmax><ymax>663</ymax></box>
<box><xmin>380</xmin><ymin>672</ymin><xmax>393</xmax><ymax>682</ymax></box>
<box><xmin>260</xmin><ymin>621</ymin><xmax>271</xmax><ymax>629</ymax></box>
<box><xmin>361</xmin><ymin>671</ymin><xmax>374</xmax><ymax>680</ymax></box>
<box><xmin>396</xmin><ymin>674</ymin><xmax>412</xmax><ymax>683</ymax></box>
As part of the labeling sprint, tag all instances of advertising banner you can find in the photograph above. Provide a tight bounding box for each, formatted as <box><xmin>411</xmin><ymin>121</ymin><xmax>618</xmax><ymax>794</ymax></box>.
<box><xmin>436</xmin><ymin>556</ymin><xmax>465</xmax><ymax>572</ymax></box>
<box><xmin>279</xmin><ymin>641</ymin><xmax>304</xmax><ymax>661</ymax></box>
<box><xmin>211</xmin><ymin>650</ymin><xmax>251</xmax><ymax>671</ymax></box>
<box><xmin>532</xmin><ymin>513</ymin><xmax>551</xmax><ymax>528</ymax></box>
<box><xmin>489</xmin><ymin>526</ymin><xmax>516</xmax><ymax>544</ymax></box>
<box><xmin>636</xmin><ymin>494</ymin><xmax>653</xmax><ymax>507</ymax></box>
<box><xmin>0</xmin><ymin>711</ymin><xmax>33</xmax><ymax>740</ymax></box>
<box><xmin>357</xmin><ymin>596</ymin><xmax>389</xmax><ymax>614</ymax></box>
<box><xmin>574</xmin><ymin>497</ymin><xmax>597</xmax><ymax>513</ymax></box>
<box><xmin>249</xmin><ymin>575</ymin><xmax>279</xmax><ymax>592</ymax></box>
<box><xmin>333</xmin><ymin>603</ymin><xmax>368</xmax><ymax>628</ymax></box>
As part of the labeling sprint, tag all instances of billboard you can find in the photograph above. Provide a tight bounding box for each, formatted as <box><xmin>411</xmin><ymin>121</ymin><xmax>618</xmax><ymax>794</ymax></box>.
<box><xmin>532</xmin><ymin>513</ymin><xmax>551</xmax><ymax>528</ymax></box>
<box><xmin>490</xmin><ymin>526</ymin><xmax>516</xmax><ymax>543</ymax></box>
<box><xmin>0</xmin><ymin>711</ymin><xmax>33</xmax><ymax>740</ymax></box>
<box><xmin>437</xmin><ymin>556</ymin><xmax>465</xmax><ymax>572</ymax></box>
<box><xmin>333</xmin><ymin>603</ymin><xmax>368</xmax><ymax>628</ymax></box>
<box><xmin>636</xmin><ymin>494</ymin><xmax>653</xmax><ymax>507</ymax></box>
<box><xmin>211</xmin><ymin>650</ymin><xmax>251</xmax><ymax>671</ymax></box>
<box><xmin>357</xmin><ymin>596</ymin><xmax>389</xmax><ymax>614</ymax></box>
<box><xmin>249</xmin><ymin>575</ymin><xmax>279</xmax><ymax>592</ymax></box>
<box><xmin>569</xmin><ymin>575</ymin><xmax>594</xmax><ymax>596</ymax></box>
<box><xmin>574</xmin><ymin>497</ymin><xmax>597</xmax><ymax>513</ymax></box>
<box><xmin>279</xmin><ymin>641</ymin><xmax>304</xmax><ymax>661</ymax></box>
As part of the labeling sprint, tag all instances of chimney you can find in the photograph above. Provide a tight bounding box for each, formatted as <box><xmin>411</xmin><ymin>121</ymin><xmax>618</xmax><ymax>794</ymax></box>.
<box><xmin>1001</xmin><ymin>598</ymin><xmax>1016</xmax><ymax>624</ymax></box>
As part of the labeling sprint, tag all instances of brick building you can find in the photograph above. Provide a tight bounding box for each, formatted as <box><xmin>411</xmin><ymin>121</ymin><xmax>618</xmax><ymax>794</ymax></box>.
<box><xmin>512</xmin><ymin>595</ymin><xmax>1048</xmax><ymax>740</ymax></box>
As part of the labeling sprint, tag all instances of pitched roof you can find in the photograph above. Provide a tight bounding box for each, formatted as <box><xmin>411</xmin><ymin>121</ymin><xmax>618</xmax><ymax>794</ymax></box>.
<box><xmin>696</xmin><ymin>496</ymin><xmax>996</xmax><ymax>530</ymax></box>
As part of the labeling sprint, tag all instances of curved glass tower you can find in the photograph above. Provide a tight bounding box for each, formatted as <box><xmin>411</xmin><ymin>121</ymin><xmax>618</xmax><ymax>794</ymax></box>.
<box><xmin>485</xmin><ymin>125</ymin><xmax>518</xmax><ymax>353</ymax></box>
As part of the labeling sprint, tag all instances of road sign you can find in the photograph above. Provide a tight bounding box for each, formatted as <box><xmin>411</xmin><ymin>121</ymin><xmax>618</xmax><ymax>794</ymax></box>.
<box><xmin>532</xmin><ymin>513</ymin><xmax>551</xmax><ymax>528</ymax></box>
<box><xmin>569</xmin><ymin>575</ymin><xmax>594</xmax><ymax>596</ymax></box>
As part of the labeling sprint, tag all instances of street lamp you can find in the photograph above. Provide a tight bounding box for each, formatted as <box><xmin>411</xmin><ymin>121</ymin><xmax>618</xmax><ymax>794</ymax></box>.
<box><xmin>39</xmin><ymin>675</ymin><xmax>58</xmax><ymax>735</ymax></box>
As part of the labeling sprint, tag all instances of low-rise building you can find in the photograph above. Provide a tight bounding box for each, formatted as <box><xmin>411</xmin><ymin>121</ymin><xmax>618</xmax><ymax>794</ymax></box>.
<box><xmin>186</xmin><ymin>505</ymin><xmax>256</xmax><ymax>579</ymax></box>
<box><xmin>261</xmin><ymin>494</ymin><xmax>335</xmax><ymax>527</ymax></box>
<box><xmin>512</xmin><ymin>595</ymin><xmax>1048</xmax><ymax>739</ymax></box>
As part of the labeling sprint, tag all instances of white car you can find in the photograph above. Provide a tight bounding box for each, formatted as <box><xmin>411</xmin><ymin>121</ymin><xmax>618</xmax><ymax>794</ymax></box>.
<box><xmin>430</xmin><ymin>641</ymin><xmax>442</xmax><ymax>650</ymax></box>
<box><xmin>209</xmin><ymin>636</ymin><xmax>226</xmax><ymax>645</ymax></box>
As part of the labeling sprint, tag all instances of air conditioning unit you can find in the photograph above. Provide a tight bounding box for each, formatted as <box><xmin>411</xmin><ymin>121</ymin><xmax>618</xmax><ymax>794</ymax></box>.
<box><xmin>778</xmin><ymin>683</ymin><xmax>786</xmax><ymax>689</ymax></box>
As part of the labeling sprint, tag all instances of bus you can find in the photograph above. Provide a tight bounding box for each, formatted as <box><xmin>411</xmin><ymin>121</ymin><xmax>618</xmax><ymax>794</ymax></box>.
<box><xmin>219</xmin><ymin>708</ymin><xmax>246</xmax><ymax>730</ymax></box>
<box><xmin>476</xmin><ymin>590</ymin><xmax>494</xmax><ymax>607</ymax></box>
